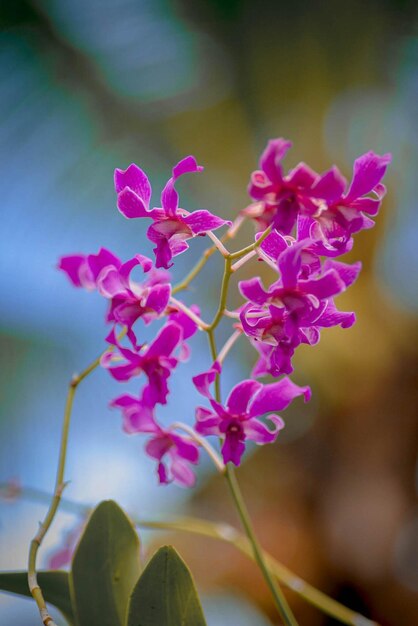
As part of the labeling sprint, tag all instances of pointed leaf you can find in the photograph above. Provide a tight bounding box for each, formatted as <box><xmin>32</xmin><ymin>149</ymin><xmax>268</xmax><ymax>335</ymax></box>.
<box><xmin>126</xmin><ymin>546</ymin><xmax>207</xmax><ymax>626</ymax></box>
<box><xmin>0</xmin><ymin>570</ymin><xmax>74</xmax><ymax>624</ymax></box>
<box><xmin>70</xmin><ymin>500</ymin><xmax>141</xmax><ymax>626</ymax></box>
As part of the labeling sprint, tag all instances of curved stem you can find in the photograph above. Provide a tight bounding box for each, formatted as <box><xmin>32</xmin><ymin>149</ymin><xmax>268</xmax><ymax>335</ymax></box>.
<box><xmin>229</xmin><ymin>224</ymin><xmax>272</xmax><ymax>259</ymax></box>
<box><xmin>170</xmin><ymin>422</ymin><xmax>225</xmax><ymax>473</ymax></box>
<box><xmin>169</xmin><ymin>296</ymin><xmax>209</xmax><ymax>330</ymax></box>
<box><xmin>207</xmin><ymin>231</ymin><xmax>230</xmax><ymax>257</ymax></box>
<box><xmin>172</xmin><ymin>215</ymin><xmax>246</xmax><ymax>295</ymax></box>
<box><xmin>231</xmin><ymin>250</ymin><xmax>256</xmax><ymax>272</ymax></box>
<box><xmin>208</xmin><ymin>256</ymin><xmax>232</xmax><ymax>330</ymax></box>
<box><xmin>217</xmin><ymin>329</ymin><xmax>242</xmax><ymax>364</ymax></box>
<box><xmin>27</xmin><ymin>334</ymin><xmax>124</xmax><ymax>626</ymax></box>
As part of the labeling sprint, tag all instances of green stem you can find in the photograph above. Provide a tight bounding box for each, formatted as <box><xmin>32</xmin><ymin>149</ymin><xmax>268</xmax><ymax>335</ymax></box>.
<box><xmin>27</xmin><ymin>335</ymin><xmax>123</xmax><ymax>626</ymax></box>
<box><xmin>229</xmin><ymin>224</ymin><xmax>272</xmax><ymax>259</ymax></box>
<box><xmin>207</xmin><ymin>329</ymin><xmax>221</xmax><ymax>400</ymax></box>
<box><xmin>225</xmin><ymin>466</ymin><xmax>298</xmax><ymax>626</ymax></box>
<box><xmin>208</xmin><ymin>256</ymin><xmax>233</xmax><ymax>330</ymax></box>
<box><xmin>172</xmin><ymin>215</ymin><xmax>247</xmax><ymax>295</ymax></box>
<box><xmin>206</xmin><ymin>310</ymin><xmax>298</xmax><ymax>625</ymax></box>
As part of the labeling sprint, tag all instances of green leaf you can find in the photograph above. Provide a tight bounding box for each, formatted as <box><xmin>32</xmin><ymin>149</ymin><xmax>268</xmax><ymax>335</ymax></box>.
<box><xmin>0</xmin><ymin>570</ymin><xmax>74</xmax><ymax>624</ymax></box>
<box><xmin>126</xmin><ymin>545</ymin><xmax>207</xmax><ymax>626</ymax></box>
<box><xmin>70</xmin><ymin>500</ymin><xmax>141</xmax><ymax>626</ymax></box>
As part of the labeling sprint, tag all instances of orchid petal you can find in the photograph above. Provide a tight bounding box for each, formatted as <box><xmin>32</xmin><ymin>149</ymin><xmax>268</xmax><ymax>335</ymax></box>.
<box><xmin>87</xmin><ymin>248</ymin><xmax>121</xmax><ymax>280</ymax></box>
<box><xmin>183</xmin><ymin>210</ymin><xmax>229</xmax><ymax>234</ymax></box>
<box><xmin>258</xmin><ymin>229</ymin><xmax>288</xmax><ymax>262</ymax></box>
<box><xmin>245</xmin><ymin>415</ymin><xmax>284</xmax><ymax>444</ymax></box>
<box><xmin>221</xmin><ymin>434</ymin><xmax>245</xmax><ymax>466</ymax></box>
<box><xmin>114</xmin><ymin>163</ymin><xmax>152</xmax><ymax>206</ymax></box>
<box><xmin>312</xmin><ymin>166</ymin><xmax>347</xmax><ymax>203</ymax></box>
<box><xmin>193</xmin><ymin>361</ymin><xmax>222</xmax><ymax>398</ymax></box>
<box><xmin>300</xmin><ymin>269</ymin><xmax>345</xmax><ymax>299</ymax></box>
<box><xmin>146</xmin><ymin>436</ymin><xmax>172</xmax><ymax>460</ymax></box>
<box><xmin>58</xmin><ymin>254</ymin><xmax>94</xmax><ymax>290</ymax></box>
<box><xmin>195</xmin><ymin>407</ymin><xmax>220</xmax><ymax>435</ymax></box>
<box><xmin>170</xmin><ymin>433</ymin><xmax>199</xmax><ymax>463</ymax></box>
<box><xmin>345</xmin><ymin>151</ymin><xmax>391</xmax><ymax>201</ymax></box>
<box><xmin>249</xmin><ymin>377</ymin><xmax>311</xmax><ymax>417</ymax></box>
<box><xmin>286</xmin><ymin>162</ymin><xmax>318</xmax><ymax>187</ymax></box>
<box><xmin>323</xmin><ymin>260</ymin><xmax>361</xmax><ymax>288</ymax></box>
<box><xmin>146</xmin><ymin>322</ymin><xmax>182</xmax><ymax>358</ymax></box>
<box><xmin>145</xmin><ymin>283</ymin><xmax>171</xmax><ymax>314</ymax></box>
<box><xmin>170</xmin><ymin>457</ymin><xmax>196</xmax><ymax>487</ymax></box>
<box><xmin>161</xmin><ymin>155</ymin><xmax>203</xmax><ymax>216</ymax></box>
<box><xmin>315</xmin><ymin>300</ymin><xmax>356</xmax><ymax>328</ymax></box>
<box><xmin>117</xmin><ymin>187</ymin><xmax>150</xmax><ymax>218</ymax></box>
<box><xmin>226</xmin><ymin>380</ymin><xmax>263</xmax><ymax>415</ymax></box>
<box><xmin>239</xmin><ymin>277</ymin><xmax>269</xmax><ymax>305</ymax></box>
<box><xmin>259</xmin><ymin>138</ymin><xmax>292</xmax><ymax>183</ymax></box>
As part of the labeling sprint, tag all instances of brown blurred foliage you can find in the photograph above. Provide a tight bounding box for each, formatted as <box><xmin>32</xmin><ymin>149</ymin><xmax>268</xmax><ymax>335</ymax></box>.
<box><xmin>148</xmin><ymin>2</ymin><xmax>418</xmax><ymax>622</ymax></box>
<box><xmin>158</xmin><ymin>280</ymin><xmax>418</xmax><ymax>624</ymax></box>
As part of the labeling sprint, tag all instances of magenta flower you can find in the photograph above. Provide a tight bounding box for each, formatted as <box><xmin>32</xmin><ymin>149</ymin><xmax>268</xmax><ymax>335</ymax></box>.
<box><xmin>59</xmin><ymin>250</ymin><xmax>171</xmax><ymax>339</ymax></box>
<box><xmin>245</xmin><ymin>138</ymin><xmax>320</xmax><ymax>234</ymax></box>
<box><xmin>98</xmin><ymin>254</ymin><xmax>171</xmax><ymax>330</ymax></box>
<box><xmin>309</xmin><ymin>151</ymin><xmax>392</xmax><ymax>250</ymax></box>
<box><xmin>244</xmin><ymin>140</ymin><xmax>391</xmax><ymax>245</ymax></box>
<box><xmin>193</xmin><ymin>363</ymin><xmax>311</xmax><ymax>465</ymax></box>
<box><xmin>240</xmin><ymin>240</ymin><xmax>358</xmax><ymax>331</ymax></box>
<box><xmin>258</xmin><ymin>228</ymin><xmax>321</xmax><ymax>282</ymax></box>
<box><xmin>102</xmin><ymin>322</ymin><xmax>185</xmax><ymax>406</ymax></box>
<box><xmin>111</xmin><ymin>394</ymin><xmax>199</xmax><ymax>487</ymax></box>
<box><xmin>167</xmin><ymin>304</ymin><xmax>200</xmax><ymax>361</ymax></box>
<box><xmin>258</xmin><ymin>226</ymin><xmax>349</xmax><ymax>281</ymax></box>
<box><xmin>58</xmin><ymin>247</ymin><xmax>121</xmax><ymax>290</ymax></box>
<box><xmin>115</xmin><ymin>156</ymin><xmax>230</xmax><ymax>268</ymax></box>
<box><xmin>248</xmin><ymin>297</ymin><xmax>356</xmax><ymax>378</ymax></box>
<box><xmin>239</xmin><ymin>240</ymin><xmax>360</xmax><ymax>375</ymax></box>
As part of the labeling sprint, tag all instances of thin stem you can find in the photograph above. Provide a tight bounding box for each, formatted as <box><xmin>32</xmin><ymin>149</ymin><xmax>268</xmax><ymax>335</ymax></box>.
<box><xmin>27</xmin><ymin>335</ymin><xmax>123</xmax><ymax>626</ymax></box>
<box><xmin>229</xmin><ymin>224</ymin><xmax>272</xmax><ymax>260</ymax></box>
<box><xmin>207</xmin><ymin>329</ymin><xmax>221</xmax><ymax>400</ymax></box>
<box><xmin>169</xmin><ymin>296</ymin><xmax>209</xmax><ymax>330</ymax></box>
<box><xmin>227</xmin><ymin>214</ymin><xmax>246</xmax><ymax>238</ymax></box>
<box><xmin>203</xmin><ymin>256</ymin><xmax>299</xmax><ymax>624</ymax></box>
<box><xmin>170</xmin><ymin>422</ymin><xmax>225</xmax><ymax>473</ymax></box>
<box><xmin>217</xmin><ymin>329</ymin><xmax>242</xmax><ymax>364</ymax></box>
<box><xmin>208</xmin><ymin>256</ymin><xmax>232</xmax><ymax>330</ymax></box>
<box><xmin>172</xmin><ymin>215</ymin><xmax>246</xmax><ymax>295</ymax></box>
<box><xmin>207</xmin><ymin>231</ymin><xmax>230</xmax><ymax>257</ymax></box>
<box><xmin>231</xmin><ymin>249</ymin><xmax>256</xmax><ymax>272</ymax></box>
<box><xmin>225</xmin><ymin>466</ymin><xmax>299</xmax><ymax>626</ymax></box>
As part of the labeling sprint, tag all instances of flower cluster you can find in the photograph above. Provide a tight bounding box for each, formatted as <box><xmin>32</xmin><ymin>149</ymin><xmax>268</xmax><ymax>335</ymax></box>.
<box><xmin>59</xmin><ymin>139</ymin><xmax>391</xmax><ymax>487</ymax></box>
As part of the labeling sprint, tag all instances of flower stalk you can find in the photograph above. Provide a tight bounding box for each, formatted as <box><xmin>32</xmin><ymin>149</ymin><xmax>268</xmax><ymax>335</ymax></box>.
<box><xmin>170</xmin><ymin>422</ymin><xmax>225</xmax><ymax>473</ymax></box>
<box><xmin>205</xmin><ymin>313</ymin><xmax>299</xmax><ymax>625</ymax></box>
<box><xmin>27</xmin><ymin>336</ymin><xmax>124</xmax><ymax>625</ymax></box>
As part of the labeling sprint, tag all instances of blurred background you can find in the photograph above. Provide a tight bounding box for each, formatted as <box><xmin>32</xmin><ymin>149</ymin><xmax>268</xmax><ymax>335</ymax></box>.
<box><xmin>0</xmin><ymin>0</ymin><xmax>417</xmax><ymax>624</ymax></box>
